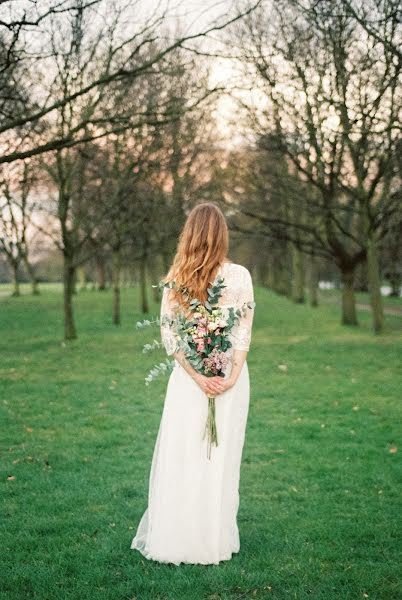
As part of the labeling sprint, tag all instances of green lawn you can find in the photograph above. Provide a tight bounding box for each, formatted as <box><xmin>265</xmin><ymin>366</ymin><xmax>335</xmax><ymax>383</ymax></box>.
<box><xmin>1</xmin><ymin>284</ymin><xmax>401</xmax><ymax>600</ymax></box>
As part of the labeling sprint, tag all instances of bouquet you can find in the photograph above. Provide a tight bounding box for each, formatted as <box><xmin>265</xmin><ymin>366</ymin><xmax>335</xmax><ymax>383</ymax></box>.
<box><xmin>138</xmin><ymin>275</ymin><xmax>255</xmax><ymax>459</ymax></box>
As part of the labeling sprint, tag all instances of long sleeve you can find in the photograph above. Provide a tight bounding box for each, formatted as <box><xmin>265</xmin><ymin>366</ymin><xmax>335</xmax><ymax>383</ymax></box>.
<box><xmin>231</xmin><ymin>267</ymin><xmax>255</xmax><ymax>351</ymax></box>
<box><xmin>160</xmin><ymin>286</ymin><xmax>179</xmax><ymax>356</ymax></box>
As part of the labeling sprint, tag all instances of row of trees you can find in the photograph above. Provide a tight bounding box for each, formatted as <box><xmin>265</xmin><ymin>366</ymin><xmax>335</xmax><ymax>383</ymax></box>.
<box><xmin>0</xmin><ymin>0</ymin><xmax>260</xmax><ymax>338</ymax></box>
<box><xmin>220</xmin><ymin>0</ymin><xmax>401</xmax><ymax>333</ymax></box>
<box><xmin>1</xmin><ymin>0</ymin><xmax>400</xmax><ymax>338</ymax></box>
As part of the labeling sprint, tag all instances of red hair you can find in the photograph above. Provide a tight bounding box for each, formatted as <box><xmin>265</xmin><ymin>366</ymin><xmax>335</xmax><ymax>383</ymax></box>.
<box><xmin>165</xmin><ymin>203</ymin><xmax>229</xmax><ymax>308</ymax></box>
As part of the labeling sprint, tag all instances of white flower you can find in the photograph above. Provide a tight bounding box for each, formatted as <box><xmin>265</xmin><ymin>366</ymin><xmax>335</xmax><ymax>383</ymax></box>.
<box><xmin>208</xmin><ymin>321</ymin><xmax>219</xmax><ymax>331</ymax></box>
<box><xmin>218</xmin><ymin>319</ymin><xmax>227</xmax><ymax>328</ymax></box>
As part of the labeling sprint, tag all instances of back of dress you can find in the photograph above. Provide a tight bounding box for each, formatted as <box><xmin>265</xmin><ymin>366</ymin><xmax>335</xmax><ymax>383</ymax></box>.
<box><xmin>160</xmin><ymin>260</ymin><xmax>254</xmax><ymax>360</ymax></box>
<box><xmin>217</xmin><ymin>261</ymin><xmax>254</xmax><ymax>355</ymax></box>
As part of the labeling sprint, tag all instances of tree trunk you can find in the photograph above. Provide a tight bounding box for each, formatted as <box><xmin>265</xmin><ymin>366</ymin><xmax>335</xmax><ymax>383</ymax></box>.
<box><xmin>273</xmin><ymin>262</ymin><xmax>290</xmax><ymax>296</ymax></box>
<box><xmin>387</xmin><ymin>272</ymin><xmax>401</xmax><ymax>297</ymax></box>
<box><xmin>367</xmin><ymin>236</ymin><xmax>384</xmax><ymax>334</ymax></box>
<box><xmin>96</xmin><ymin>256</ymin><xmax>106</xmax><ymax>290</ymax></box>
<box><xmin>340</xmin><ymin>267</ymin><xmax>358</xmax><ymax>326</ymax></box>
<box><xmin>355</xmin><ymin>260</ymin><xmax>369</xmax><ymax>292</ymax></box>
<box><xmin>256</xmin><ymin>259</ymin><xmax>269</xmax><ymax>288</ymax></box>
<box><xmin>308</xmin><ymin>254</ymin><xmax>319</xmax><ymax>307</ymax></box>
<box><xmin>139</xmin><ymin>255</ymin><xmax>149</xmax><ymax>313</ymax></box>
<box><xmin>112</xmin><ymin>248</ymin><xmax>121</xmax><ymax>325</ymax></box>
<box><xmin>266</xmin><ymin>271</ymin><xmax>274</xmax><ymax>290</ymax></box>
<box><xmin>121</xmin><ymin>266</ymin><xmax>130</xmax><ymax>287</ymax></box>
<box><xmin>63</xmin><ymin>258</ymin><xmax>77</xmax><ymax>340</ymax></box>
<box><xmin>10</xmin><ymin>261</ymin><xmax>20</xmax><ymax>296</ymax></box>
<box><xmin>23</xmin><ymin>255</ymin><xmax>39</xmax><ymax>295</ymax></box>
<box><xmin>266</xmin><ymin>252</ymin><xmax>277</xmax><ymax>290</ymax></box>
<box><xmin>77</xmin><ymin>266</ymin><xmax>87</xmax><ymax>291</ymax></box>
<box><xmin>270</xmin><ymin>246</ymin><xmax>291</xmax><ymax>296</ymax></box>
<box><xmin>72</xmin><ymin>269</ymin><xmax>77</xmax><ymax>295</ymax></box>
<box><xmin>291</xmin><ymin>244</ymin><xmax>305</xmax><ymax>303</ymax></box>
<box><xmin>162</xmin><ymin>252</ymin><xmax>170</xmax><ymax>276</ymax></box>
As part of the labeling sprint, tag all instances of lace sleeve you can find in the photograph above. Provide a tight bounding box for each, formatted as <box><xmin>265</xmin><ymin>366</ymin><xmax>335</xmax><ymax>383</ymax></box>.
<box><xmin>231</xmin><ymin>267</ymin><xmax>255</xmax><ymax>352</ymax></box>
<box><xmin>160</xmin><ymin>286</ymin><xmax>178</xmax><ymax>356</ymax></box>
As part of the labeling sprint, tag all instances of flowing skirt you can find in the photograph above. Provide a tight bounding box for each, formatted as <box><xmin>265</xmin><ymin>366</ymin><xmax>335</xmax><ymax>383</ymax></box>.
<box><xmin>131</xmin><ymin>359</ymin><xmax>250</xmax><ymax>565</ymax></box>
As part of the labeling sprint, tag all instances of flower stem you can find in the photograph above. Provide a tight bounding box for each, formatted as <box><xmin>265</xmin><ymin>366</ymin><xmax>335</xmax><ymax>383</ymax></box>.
<box><xmin>203</xmin><ymin>396</ymin><xmax>219</xmax><ymax>459</ymax></box>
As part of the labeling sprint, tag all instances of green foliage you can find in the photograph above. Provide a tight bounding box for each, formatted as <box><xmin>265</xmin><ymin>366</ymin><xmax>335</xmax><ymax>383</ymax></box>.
<box><xmin>150</xmin><ymin>275</ymin><xmax>251</xmax><ymax>381</ymax></box>
<box><xmin>0</xmin><ymin>284</ymin><xmax>401</xmax><ymax>600</ymax></box>
<box><xmin>145</xmin><ymin>358</ymin><xmax>175</xmax><ymax>386</ymax></box>
<box><xmin>207</xmin><ymin>276</ymin><xmax>226</xmax><ymax>307</ymax></box>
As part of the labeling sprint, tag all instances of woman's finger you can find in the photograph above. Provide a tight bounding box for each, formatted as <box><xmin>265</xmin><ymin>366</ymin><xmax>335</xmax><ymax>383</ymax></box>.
<box><xmin>209</xmin><ymin>384</ymin><xmax>224</xmax><ymax>395</ymax></box>
<box><xmin>207</xmin><ymin>385</ymin><xmax>219</xmax><ymax>395</ymax></box>
<box><xmin>202</xmin><ymin>377</ymin><xmax>226</xmax><ymax>396</ymax></box>
<box><xmin>213</xmin><ymin>379</ymin><xmax>225</xmax><ymax>391</ymax></box>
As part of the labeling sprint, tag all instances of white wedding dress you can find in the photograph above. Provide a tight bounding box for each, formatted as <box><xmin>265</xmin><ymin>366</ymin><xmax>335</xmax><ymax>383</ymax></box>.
<box><xmin>131</xmin><ymin>261</ymin><xmax>254</xmax><ymax>565</ymax></box>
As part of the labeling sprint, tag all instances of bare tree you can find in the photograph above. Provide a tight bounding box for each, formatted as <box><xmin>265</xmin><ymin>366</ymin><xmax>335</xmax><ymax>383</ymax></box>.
<box><xmin>90</xmin><ymin>127</ymin><xmax>165</xmax><ymax>322</ymax></box>
<box><xmin>0</xmin><ymin>161</ymin><xmax>39</xmax><ymax>295</ymax></box>
<box><xmin>37</xmin><ymin>8</ymin><xmax>208</xmax><ymax>338</ymax></box>
<box><xmin>381</xmin><ymin>205</ymin><xmax>402</xmax><ymax>296</ymax></box>
<box><xmin>222</xmin><ymin>141</ymin><xmax>321</xmax><ymax>302</ymax></box>
<box><xmin>339</xmin><ymin>0</ymin><xmax>402</xmax><ymax>60</ymax></box>
<box><xmin>234</xmin><ymin>0</ymin><xmax>401</xmax><ymax>331</ymax></box>
<box><xmin>0</xmin><ymin>0</ymin><xmax>262</xmax><ymax>164</ymax></box>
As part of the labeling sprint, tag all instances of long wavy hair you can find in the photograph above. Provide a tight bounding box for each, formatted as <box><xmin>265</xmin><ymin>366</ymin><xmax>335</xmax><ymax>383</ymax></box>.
<box><xmin>165</xmin><ymin>203</ymin><xmax>229</xmax><ymax>309</ymax></box>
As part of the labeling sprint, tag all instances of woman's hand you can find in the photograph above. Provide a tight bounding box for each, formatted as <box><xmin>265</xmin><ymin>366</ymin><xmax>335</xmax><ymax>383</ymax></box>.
<box><xmin>193</xmin><ymin>373</ymin><xmax>235</xmax><ymax>397</ymax></box>
<box><xmin>174</xmin><ymin>348</ymin><xmax>245</xmax><ymax>397</ymax></box>
<box><xmin>215</xmin><ymin>376</ymin><xmax>236</xmax><ymax>394</ymax></box>
<box><xmin>193</xmin><ymin>373</ymin><xmax>221</xmax><ymax>396</ymax></box>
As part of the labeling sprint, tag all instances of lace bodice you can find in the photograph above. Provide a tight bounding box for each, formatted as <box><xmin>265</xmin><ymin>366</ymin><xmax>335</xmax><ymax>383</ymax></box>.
<box><xmin>160</xmin><ymin>261</ymin><xmax>255</xmax><ymax>356</ymax></box>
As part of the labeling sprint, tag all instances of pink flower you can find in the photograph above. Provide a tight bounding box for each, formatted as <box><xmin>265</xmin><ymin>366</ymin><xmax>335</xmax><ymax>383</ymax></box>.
<box><xmin>197</xmin><ymin>340</ymin><xmax>205</xmax><ymax>352</ymax></box>
<box><xmin>202</xmin><ymin>347</ymin><xmax>228</xmax><ymax>375</ymax></box>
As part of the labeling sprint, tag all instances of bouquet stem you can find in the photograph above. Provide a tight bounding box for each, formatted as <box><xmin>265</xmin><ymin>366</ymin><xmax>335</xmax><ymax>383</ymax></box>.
<box><xmin>203</xmin><ymin>396</ymin><xmax>218</xmax><ymax>459</ymax></box>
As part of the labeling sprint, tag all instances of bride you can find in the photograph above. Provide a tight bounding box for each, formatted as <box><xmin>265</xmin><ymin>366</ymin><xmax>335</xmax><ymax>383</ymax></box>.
<box><xmin>131</xmin><ymin>203</ymin><xmax>254</xmax><ymax>565</ymax></box>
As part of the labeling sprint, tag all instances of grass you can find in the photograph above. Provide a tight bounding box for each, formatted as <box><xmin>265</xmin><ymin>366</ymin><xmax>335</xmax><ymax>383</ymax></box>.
<box><xmin>1</xmin><ymin>283</ymin><xmax>401</xmax><ymax>600</ymax></box>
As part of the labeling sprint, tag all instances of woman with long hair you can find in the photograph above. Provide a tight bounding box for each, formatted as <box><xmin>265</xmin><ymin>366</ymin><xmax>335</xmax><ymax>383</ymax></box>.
<box><xmin>131</xmin><ymin>203</ymin><xmax>254</xmax><ymax>565</ymax></box>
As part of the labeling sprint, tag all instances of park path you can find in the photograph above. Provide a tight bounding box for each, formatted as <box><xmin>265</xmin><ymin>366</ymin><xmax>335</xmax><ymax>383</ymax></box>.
<box><xmin>355</xmin><ymin>302</ymin><xmax>402</xmax><ymax>317</ymax></box>
<box><xmin>320</xmin><ymin>294</ymin><xmax>402</xmax><ymax>317</ymax></box>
